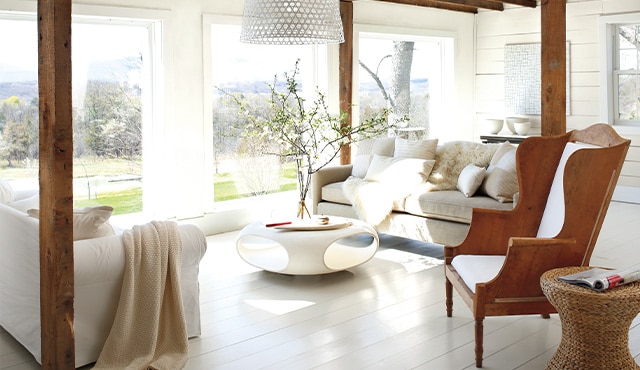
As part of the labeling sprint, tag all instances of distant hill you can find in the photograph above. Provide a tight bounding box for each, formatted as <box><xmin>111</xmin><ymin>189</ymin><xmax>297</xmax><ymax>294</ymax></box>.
<box><xmin>0</xmin><ymin>57</ymin><xmax>142</xmax><ymax>104</ymax></box>
<box><xmin>0</xmin><ymin>81</ymin><xmax>38</xmax><ymax>103</ymax></box>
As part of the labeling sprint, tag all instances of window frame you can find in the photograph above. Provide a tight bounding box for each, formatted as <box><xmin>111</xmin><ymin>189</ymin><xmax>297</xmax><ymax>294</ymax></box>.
<box><xmin>353</xmin><ymin>24</ymin><xmax>456</xmax><ymax>142</ymax></box>
<box><xmin>0</xmin><ymin>1</ymin><xmax>171</xmax><ymax>217</ymax></box>
<box><xmin>202</xmin><ymin>14</ymin><xmax>336</xmax><ymax>212</ymax></box>
<box><xmin>599</xmin><ymin>12</ymin><xmax>640</xmax><ymax>131</ymax></box>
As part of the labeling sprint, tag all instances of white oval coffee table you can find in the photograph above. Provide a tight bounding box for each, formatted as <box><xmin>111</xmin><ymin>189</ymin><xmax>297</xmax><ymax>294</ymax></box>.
<box><xmin>236</xmin><ymin>218</ymin><xmax>379</xmax><ymax>275</ymax></box>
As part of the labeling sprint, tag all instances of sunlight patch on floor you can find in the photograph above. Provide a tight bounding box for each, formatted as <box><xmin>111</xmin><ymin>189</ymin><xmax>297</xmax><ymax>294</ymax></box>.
<box><xmin>244</xmin><ymin>299</ymin><xmax>316</xmax><ymax>315</ymax></box>
<box><xmin>374</xmin><ymin>249</ymin><xmax>443</xmax><ymax>273</ymax></box>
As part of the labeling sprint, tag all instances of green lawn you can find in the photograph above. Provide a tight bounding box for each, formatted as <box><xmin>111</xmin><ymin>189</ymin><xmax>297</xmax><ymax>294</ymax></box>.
<box><xmin>2</xmin><ymin>157</ymin><xmax>299</xmax><ymax>214</ymax></box>
<box><xmin>74</xmin><ymin>187</ymin><xmax>143</xmax><ymax>215</ymax></box>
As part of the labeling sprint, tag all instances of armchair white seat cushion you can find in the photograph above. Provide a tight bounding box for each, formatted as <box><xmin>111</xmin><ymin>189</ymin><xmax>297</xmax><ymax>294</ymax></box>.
<box><xmin>450</xmin><ymin>255</ymin><xmax>505</xmax><ymax>294</ymax></box>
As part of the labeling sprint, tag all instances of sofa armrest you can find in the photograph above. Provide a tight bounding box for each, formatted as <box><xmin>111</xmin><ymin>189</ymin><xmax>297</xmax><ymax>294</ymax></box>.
<box><xmin>311</xmin><ymin>164</ymin><xmax>353</xmax><ymax>214</ymax></box>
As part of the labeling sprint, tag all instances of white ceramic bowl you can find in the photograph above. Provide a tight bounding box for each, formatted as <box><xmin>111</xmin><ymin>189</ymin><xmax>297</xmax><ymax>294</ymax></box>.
<box><xmin>484</xmin><ymin>119</ymin><xmax>504</xmax><ymax>134</ymax></box>
<box><xmin>505</xmin><ymin>117</ymin><xmax>527</xmax><ymax>134</ymax></box>
<box><xmin>514</xmin><ymin>121</ymin><xmax>530</xmax><ymax>135</ymax></box>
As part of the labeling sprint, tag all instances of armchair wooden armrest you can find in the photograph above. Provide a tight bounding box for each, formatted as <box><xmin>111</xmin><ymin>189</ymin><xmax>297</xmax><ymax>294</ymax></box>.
<box><xmin>480</xmin><ymin>237</ymin><xmax>578</xmax><ymax>299</ymax></box>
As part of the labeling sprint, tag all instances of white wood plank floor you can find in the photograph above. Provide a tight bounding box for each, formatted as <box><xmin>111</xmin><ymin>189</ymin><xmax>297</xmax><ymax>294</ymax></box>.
<box><xmin>2</xmin><ymin>201</ymin><xmax>640</xmax><ymax>369</ymax></box>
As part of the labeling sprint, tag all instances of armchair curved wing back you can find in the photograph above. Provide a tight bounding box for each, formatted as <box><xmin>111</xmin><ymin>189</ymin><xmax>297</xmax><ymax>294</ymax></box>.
<box><xmin>444</xmin><ymin>123</ymin><xmax>630</xmax><ymax>368</ymax></box>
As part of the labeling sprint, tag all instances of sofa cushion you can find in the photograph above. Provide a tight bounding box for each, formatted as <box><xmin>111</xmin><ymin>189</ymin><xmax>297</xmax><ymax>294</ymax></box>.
<box><xmin>8</xmin><ymin>193</ymin><xmax>39</xmax><ymax>213</ymax></box>
<box><xmin>0</xmin><ymin>178</ymin><xmax>14</xmax><ymax>204</ymax></box>
<box><xmin>321</xmin><ymin>181</ymin><xmax>352</xmax><ymax>205</ymax></box>
<box><xmin>404</xmin><ymin>190</ymin><xmax>513</xmax><ymax>223</ymax></box>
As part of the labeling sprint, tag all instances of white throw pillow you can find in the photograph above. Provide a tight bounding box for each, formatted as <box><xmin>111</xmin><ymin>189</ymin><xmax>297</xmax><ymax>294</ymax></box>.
<box><xmin>27</xmin><ymin>205</ymin><xmax>115</xmax><ymax>241</ymax></box>
<box><xmin>394</xmin><ymin>137</ymin><xmax>438</xmax><ymax>160</ymax></box>
<box><xmin>364</xmin><ymin>154</ymin><xmax>434</xmax><ymax>189</ymax></box>
<box><xmin>351</xmin><ymin>154</ymin><xmax>373</xmax><ymax>178</ymax></box>
<box><xmin>457</xmin><ymin>164</ymin><xmax>486</xmax><ymax>197</ymax></box>
<box><xmin>351</xmin><ymin>137</ymin><xmax>396</xmax><ymax>178</ymax></box>
<box><xmin>0</xmin><ymin>177</ymin><xmax>14</xmax><ymax>204</ymax></box>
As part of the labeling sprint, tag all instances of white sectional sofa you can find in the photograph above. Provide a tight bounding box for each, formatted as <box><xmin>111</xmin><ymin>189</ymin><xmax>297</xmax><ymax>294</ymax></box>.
<box><xmin>312</xmin><ymin>137</ymin><xmax>520</xmax><ymax>245</ymax></box>
<box><xmin>0</xmin><ymin>181</ymin><xmax>208</xmax><ymax>367</ymax></box>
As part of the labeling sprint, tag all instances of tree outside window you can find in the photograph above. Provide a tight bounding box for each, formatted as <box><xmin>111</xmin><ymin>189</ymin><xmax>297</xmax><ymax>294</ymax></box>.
<box><xmin>616</xmin><ymin>24</ymin><xmax>640</xmax><ymax>123</ymax></box>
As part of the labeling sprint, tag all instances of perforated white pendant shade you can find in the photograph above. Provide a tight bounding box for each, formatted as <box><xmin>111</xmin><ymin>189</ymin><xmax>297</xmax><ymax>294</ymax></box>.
<box><xmin>241</xmin><ymin>0</ymin><xmax>345</xmax><ymax>45</ymax></box>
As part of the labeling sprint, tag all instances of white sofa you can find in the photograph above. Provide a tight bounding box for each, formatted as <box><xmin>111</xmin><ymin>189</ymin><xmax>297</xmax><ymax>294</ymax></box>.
<box><xmin>312</xmin><ymin>137</ymin><xmax>519</xmax><ymax>245</ymax></box>
<box><xmin>0</xmin><ymin>184</ymin><xmax>208</xmax><ymax>368</ymax></box>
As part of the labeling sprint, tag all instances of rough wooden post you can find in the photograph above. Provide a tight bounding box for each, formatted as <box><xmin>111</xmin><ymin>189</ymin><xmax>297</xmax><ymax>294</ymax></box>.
<box><xmin>339</xmin><ymin>0</ymin><xmax>353</xmax><ymax>165</ymax></box>
<box><xmin>541</xmin><ymin>0</ymin><xmax>566</xmax><ymax>136</ymax></box>
<box><xmin>38</xmin><ymin>0</ymin><xmax>75</xmax><ymax>368</ymax></box>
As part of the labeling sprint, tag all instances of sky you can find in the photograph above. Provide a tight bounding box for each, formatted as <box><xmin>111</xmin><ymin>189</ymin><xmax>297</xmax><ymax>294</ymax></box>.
<box><xmin>0</xmin><ymin>18</ymin><xmax>146</xmax><ymax>81</ymax></box>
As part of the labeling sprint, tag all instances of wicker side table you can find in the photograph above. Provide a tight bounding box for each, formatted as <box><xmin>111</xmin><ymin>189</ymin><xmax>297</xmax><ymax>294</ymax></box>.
<box><xmin>541</xmin><ymin>267</ymin><xmax>640</xmax><ymax>370</ymax></box>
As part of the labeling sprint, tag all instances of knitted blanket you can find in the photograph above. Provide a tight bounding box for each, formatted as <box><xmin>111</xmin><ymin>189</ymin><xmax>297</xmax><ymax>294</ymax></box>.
<box><xmin>94</xmin><ymin>221</ymin><xmax>188</xmax><ymax>370</ymax></box>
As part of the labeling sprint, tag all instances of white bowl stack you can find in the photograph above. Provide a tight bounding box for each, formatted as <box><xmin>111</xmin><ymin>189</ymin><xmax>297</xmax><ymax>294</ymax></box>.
<box><xmin>506</xmin><ymin>117</ymin><xmax>530</xmax><ymax>135</ymax></box>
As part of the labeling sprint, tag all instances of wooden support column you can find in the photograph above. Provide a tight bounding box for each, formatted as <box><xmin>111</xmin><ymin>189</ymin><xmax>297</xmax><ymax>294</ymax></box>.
<box><xmin>339</xmin><ymin>0</ymin><xmax>354</xmax><ymax>165</ymax></box>
<box><xmin>38</xmin><ymin>0</ymin><xmax>75</xmax><ymax>368</ymax></box>
<box><xmin>540</xmin><ymin>0</ymin><xmax>566</xmax><ymax>136</ymax></box>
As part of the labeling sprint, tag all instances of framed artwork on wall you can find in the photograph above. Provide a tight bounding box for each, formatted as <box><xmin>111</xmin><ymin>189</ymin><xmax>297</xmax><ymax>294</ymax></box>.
<box><xmin>504</xmin><ymin>42</ymin><xmax>571</xmax><ymax>115</ymax></box>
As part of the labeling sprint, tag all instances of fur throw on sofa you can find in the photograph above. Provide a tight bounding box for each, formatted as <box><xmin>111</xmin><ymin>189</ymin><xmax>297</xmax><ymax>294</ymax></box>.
<box><xmin>342</xmin><ymin>177</ymin><xmax>401</xmax><ymax>226</ymax></box>
<box><xmin>427</xmin><ymin>141</ymin><xmax>499</xmax><ymax>191</ymax></box>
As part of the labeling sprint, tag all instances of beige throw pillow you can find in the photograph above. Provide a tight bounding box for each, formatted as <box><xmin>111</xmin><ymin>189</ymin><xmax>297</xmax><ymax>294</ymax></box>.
<box><xmin>28</xmin><ymin>205</ymin><xmax>115</xmax><ymax>241</ymax></box>
<box><xmin>480</xmin><ymin>143</ymin><xmax>518</xmax><ymax>202</ymax></box>
<box><xmin>457</xmin><ymin>164</ymin><xmax>486</xmax><ymax>197</ymax></box>
<box><xmin>394</xmin><ymin>137</ymin><xmax>438</xmax><ymax>160</ymax></box>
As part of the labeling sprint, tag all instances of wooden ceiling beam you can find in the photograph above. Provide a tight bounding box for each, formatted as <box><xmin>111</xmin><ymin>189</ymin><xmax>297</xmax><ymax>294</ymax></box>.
<box><xmin>375</xmin><ymin>0</ymin><xmax>479</xmax><ymax>14</ymax></box>
<box><xmin>492</xmin><ymin>0</ymin><xmax>537</xmax><ymax>8</ymax></box>
<box><xmin>426</xmin><ymin>0</ymin><xmax>503</xmax><ymax>11</ymax></box>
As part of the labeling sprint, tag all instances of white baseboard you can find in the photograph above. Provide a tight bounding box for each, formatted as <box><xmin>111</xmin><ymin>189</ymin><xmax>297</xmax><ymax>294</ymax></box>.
<box><xmin>612</xmin><ymin>186</ymin><xmax>640</xmax><ymax>204</ymax></box>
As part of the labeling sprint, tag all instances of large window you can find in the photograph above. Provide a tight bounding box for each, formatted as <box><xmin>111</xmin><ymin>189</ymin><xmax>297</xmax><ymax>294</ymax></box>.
<box><xmin>356</xmin><ymin>29</ymin><xmax>453</xmax><ymax>140</ymax></box>
<box><xmin>0</xmin><ymin>11</ymin><xmax>158</xmax><ymax>215</ymax></box>
<box><xmin>614</xmin><ymin>23</ymin><xmax>640</xmax><ymax>124</ymax></box>
<box><xmin>210</xmin><ymin>23</ymin><xmax>327</xmax><ymax>203</ymax></box>
<box><xmin>600</xmin><ymin>13</ymin><xmax>640</xmax><ymax>127</ymax></box>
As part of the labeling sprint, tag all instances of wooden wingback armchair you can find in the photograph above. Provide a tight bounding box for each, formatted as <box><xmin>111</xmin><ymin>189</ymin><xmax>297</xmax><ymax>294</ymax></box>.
<box><xmin>444</xmin><ymin>123</ymin><xmax>630</xmax><ymax>368</ymax></box>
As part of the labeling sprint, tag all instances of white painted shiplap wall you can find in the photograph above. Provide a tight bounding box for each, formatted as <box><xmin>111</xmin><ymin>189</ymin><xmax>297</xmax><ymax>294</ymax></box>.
<box><xmin>475</xmin><ymin>0</ymin><xmax>640</xmax><ymax>201</ymax></box>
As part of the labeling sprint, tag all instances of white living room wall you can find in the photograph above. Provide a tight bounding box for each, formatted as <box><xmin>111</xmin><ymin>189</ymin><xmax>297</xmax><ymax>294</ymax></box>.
<box><xmin>474</xmin><ymin>0</ymin><xmax>640</xmax><ymax>202</ymax></box>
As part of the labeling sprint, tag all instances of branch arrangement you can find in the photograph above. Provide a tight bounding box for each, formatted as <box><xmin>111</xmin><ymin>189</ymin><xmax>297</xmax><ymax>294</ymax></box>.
<box><xmin>222</xmin><ymin>60</ymin><xmax>407</xmax><ymax>218</ymax></box>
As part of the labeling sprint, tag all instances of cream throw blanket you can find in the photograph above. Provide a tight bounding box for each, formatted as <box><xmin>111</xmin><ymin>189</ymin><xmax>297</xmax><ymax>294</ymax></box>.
<box><xmin>94</xmin><ymin>221</ymin><xmax>188</xmax><ymax>370</ymax></box>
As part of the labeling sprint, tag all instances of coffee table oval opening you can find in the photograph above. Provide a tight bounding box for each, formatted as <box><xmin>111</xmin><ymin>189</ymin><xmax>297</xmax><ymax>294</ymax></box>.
<box><xmin>236</xmin><ymin>220</ymin><xmax>379</xmax><ymax>275</ymax></box>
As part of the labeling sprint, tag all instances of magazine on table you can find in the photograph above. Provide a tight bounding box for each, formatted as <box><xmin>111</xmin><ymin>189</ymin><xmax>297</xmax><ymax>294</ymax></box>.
<box><xmin>557</xmin><ymin>266</ymin><xmax>640</xmax><ymax>292</ymax></box>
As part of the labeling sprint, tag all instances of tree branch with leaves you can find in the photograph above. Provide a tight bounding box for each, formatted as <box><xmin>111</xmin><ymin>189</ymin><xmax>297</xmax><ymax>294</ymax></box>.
<box><xmin>221</xmin><ymin>60</ymin><xmax>407</xmax><ymax>218</ymax></box>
